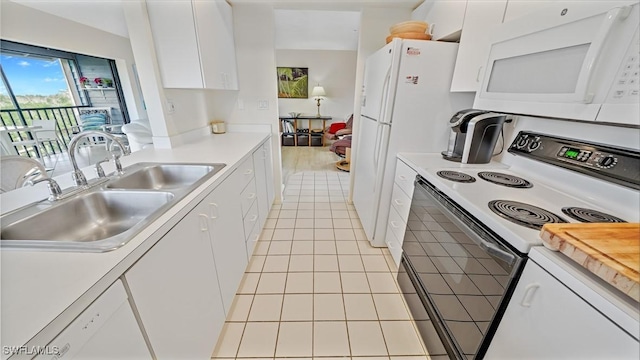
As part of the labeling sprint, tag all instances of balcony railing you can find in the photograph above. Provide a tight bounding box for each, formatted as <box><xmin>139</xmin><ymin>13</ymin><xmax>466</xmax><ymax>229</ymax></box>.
<box><xmin>0</xmin><ymin>106</ymin><xmax>89</xmax><ymax>158</ymax></box>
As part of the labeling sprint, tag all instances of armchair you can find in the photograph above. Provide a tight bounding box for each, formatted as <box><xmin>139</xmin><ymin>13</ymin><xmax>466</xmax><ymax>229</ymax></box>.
<box><xmin>326</xmin><ymin>114</ymin><xmax>353</xmax><ymax>158</ymax></box>
<box><xmin>324</xmin><ymin>114</ymin><xmax>353</xmax><ymax>143</ymax></box>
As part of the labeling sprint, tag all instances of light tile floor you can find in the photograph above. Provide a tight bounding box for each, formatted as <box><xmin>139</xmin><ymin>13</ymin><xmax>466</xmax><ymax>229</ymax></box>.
<box><xmin>212</xmin><ymin>171</ymin><xmax>430</xmax><ymax>359</ymax></box>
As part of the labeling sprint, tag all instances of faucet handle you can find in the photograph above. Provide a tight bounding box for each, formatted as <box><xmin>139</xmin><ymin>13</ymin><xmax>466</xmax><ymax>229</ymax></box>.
<box><xmin>111</xmin><ymin>152</ymin><xmax>124</xmax><ymax>175</ymax></box>
<box><xmin>95</xmin><ymin>158</ymin><xmax>110</xmax><ymax>178</ymax></box>
<box><xmin>28</xmin><ymin>178</ymin><xmax>63</xmax><ymax>201</ymax></box>
<box><xmin>72</xmin><ymin>169</ymin><xmax>88</xmax><ymax>187</ymax></box>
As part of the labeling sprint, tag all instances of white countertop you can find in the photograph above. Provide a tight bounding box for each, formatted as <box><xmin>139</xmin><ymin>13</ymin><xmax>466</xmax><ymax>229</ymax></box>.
<box><xmin>0</xmin><ymin>132</ymin><xmax>270</xmax><ymax>355</ymax></box>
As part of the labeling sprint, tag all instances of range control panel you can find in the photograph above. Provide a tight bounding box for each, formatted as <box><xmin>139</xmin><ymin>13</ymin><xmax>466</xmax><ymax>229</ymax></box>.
<box><xmin>509</xmin><ymin>131</ymin><xmax>640</xmax><ymax>190</ymax></box>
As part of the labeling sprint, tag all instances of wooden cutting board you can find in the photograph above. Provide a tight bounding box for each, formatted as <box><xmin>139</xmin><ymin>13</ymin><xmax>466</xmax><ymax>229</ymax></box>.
<box><xmin>540</xmin><ymin>223</ymin><xmax>640</xmax><ymax>302</ymax></box>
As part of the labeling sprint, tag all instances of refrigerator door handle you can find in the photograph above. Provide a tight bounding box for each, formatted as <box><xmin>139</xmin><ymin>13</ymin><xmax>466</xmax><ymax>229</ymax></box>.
<box><xmin>378</xmin><ymin>67</ymin><xmax>393</xmax><ymax>125</ymax></box>
<box><xmin>372</xmin><ymin>123</ymin><xmax>382</xmax><ymax>172</ymax></box>
<box><xmin>372</xmin><ymin>123</ymin><xmax>390</xmax><ymax>196</ymax></box>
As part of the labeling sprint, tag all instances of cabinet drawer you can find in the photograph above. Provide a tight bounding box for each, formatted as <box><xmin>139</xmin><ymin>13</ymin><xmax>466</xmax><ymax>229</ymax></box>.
<box><xmin>388</xmin><ymin>205</ymin><xmax>407</xmax><ymax>244</ymax></box>
<box><xmin>237</xmin><ymin>156</ymin><xmax>255</xmax><ymax>191</ymax></box>
<box><xmin>245</xmin><ymin>224</ymin><xmax>260</xmax><ymax>260</ymax></box>
<box><xmin>395</xmin><ymin>160</ymin><xmax>417</xmax><ymax>198</ymax></box>
<box><xmin>391</xmin><ymin>183</ymin><xmax>412</xmax><ymax>221</ymax></box>
<box><xmin>243</xmin><ymin>200</ymin><xmax>259</xmax><ymax>240</ymax></box>
<box><xmin>241</xmin><ymin>179</ymin><xmax>258</xmax><ymax>217</ymax></box>
<box><xmin>385</xmin><ymin>224</ymin><xmax>402</xmax><ymax>269</ymax></box>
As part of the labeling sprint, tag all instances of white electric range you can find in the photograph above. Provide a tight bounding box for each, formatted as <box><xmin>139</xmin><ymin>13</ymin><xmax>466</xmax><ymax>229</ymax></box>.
<box><xmin>396</xmin><ymin>130</ymin><xmax>640</xmax><ymax>359</ymax></box>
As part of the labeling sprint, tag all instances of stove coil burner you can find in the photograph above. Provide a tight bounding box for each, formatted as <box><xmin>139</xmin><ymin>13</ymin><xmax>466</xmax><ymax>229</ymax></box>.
<box><xmin>488</xmin><ymin>200</ymin><xmax>567</xmax><ymax>230</ymax></box>
<box><xmin>562</xmin><ymin>207</ymin><xmax>626</xmax><ymax>223</ymax></box>
<box><xmin>436</xmin><ymin>171</ymin><xmax>476</xmax><ymax>183</ymax></box>
<box><xmin>478</xmin><ymin>172</ymin><xmax>533</xmax><ymax>188</ymax></box>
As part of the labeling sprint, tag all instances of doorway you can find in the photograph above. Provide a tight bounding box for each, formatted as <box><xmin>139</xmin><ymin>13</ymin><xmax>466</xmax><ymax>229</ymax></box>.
<box><xmin>274</xmin><ymin>9</ymin><xmax>360</xmax><ymax>187</ymax></box>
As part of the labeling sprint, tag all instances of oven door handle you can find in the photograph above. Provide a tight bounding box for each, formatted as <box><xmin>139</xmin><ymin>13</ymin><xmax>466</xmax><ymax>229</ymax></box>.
<box><xmin>480</xmin><ymin>239</ymin><xmax>516</xmax><ymax>266</ymax></box>
<box><xmin>419</xmin><ymin>183</ymin><xmax>517</xmax><ymax>265</ymax></box>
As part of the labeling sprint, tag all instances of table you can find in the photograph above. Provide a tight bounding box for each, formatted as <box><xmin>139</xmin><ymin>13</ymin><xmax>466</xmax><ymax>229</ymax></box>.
<box><xmin>279</xmin><ymin>115</ymin><xmax>332</xmax><ymax>146</ymax></box>
<box><xmin>0</xmin><ymin>125</ymin><xmax>43</xmax><ymax>156</ymax></box>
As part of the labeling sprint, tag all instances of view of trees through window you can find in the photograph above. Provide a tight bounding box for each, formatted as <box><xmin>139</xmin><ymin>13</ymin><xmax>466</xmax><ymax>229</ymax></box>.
<box><xmin>0</xmin><ymin>53</ymin><xmax>74</xmax><ymax>110</ymax></box>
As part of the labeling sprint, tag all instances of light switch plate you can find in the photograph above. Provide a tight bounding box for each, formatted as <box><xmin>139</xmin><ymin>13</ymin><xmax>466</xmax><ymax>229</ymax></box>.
<box><xmin>257</xmin><ymin>100</ymin><xmax>269</xmax><ymax>110</ymax></box>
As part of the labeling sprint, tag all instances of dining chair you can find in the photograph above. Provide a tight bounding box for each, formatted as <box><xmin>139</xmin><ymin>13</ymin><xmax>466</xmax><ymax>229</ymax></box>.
<box><xmin>74</xmin><ymin>107</ymin><xmax>114</xmax><ymax>148</ymax></box>
<box><xmin>10</xmin><ymin>119</ymin><xmax>60</xmax><ymax>159</ymax></box>
<box><xmin>0</xmin><ymin>155</ymin><xmax>47</xmax><ymax>193</ymax></box>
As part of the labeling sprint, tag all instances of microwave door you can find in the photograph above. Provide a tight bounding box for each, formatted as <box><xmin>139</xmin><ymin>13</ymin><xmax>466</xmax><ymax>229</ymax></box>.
<box><xmin>474</xmin><ymin>1</ymin><xmax>639</xmax><ymax>121</ymax></box>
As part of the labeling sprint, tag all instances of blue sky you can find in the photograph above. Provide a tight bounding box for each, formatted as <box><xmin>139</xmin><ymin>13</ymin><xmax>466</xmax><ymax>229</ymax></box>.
<box><xmin>0</xmin><ymin>54</ymin><xmax>69</xmax><ymax>96</ymax></box>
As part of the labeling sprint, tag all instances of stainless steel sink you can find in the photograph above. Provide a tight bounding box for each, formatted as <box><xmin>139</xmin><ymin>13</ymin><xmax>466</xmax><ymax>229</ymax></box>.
<box><xmin>0</xmin><ymin>162</ymin><xmax>226</xmax><ymax>252</ymax></box>
<box><xmin>1</xmin><ymin>190</ymin><xmax>174</xmax><ymax>252</ymax></box>
<box><xmin>106</xmin><ymin>163</ymin><xmax>225</xmax><ymax>191</ymax></box>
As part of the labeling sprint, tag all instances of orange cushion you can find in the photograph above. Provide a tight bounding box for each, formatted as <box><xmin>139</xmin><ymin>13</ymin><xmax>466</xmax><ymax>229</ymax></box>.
<box><xmin>329</xmin><ymin>122</ymin><xmax>346</xmax><ymax>134</ymax></box>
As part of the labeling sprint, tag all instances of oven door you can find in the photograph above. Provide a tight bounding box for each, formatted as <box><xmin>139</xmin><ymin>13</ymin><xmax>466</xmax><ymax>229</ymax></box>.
<box><xmin>398</xmin><ymin>176</ymin><xmax>525</xmax><ymax>359</ymax></box>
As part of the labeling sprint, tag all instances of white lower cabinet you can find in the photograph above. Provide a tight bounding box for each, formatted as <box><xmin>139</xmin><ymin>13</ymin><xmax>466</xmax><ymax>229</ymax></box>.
<box><xmin>124</xmin><ymin>202</ymin><xmax>226</xmax><ymax>359</ymax></box>
<box><xmin>205</xmin><ymin>170</ymin><xmax>248</xmax><ymax>314</ymax></box>
<box><xmin>125</xmin><ymin>166</ymin><xmax>251</xmax><ymax>358</ymax></box>
<box><xmin>486</xmin><ymin>260</ymin><xmax>640</xmax><ymax>359</ymax></box>
<box><xmin>121</xmin><ymin>141</ymin><xmax>274</xmax><ymax>358</ymax></box>
<box><xmin>386</xmin><ymin>158</ymin><xmax>418</xmax><ymax>268</ymax></box>
<box><xmin>252</xmin><ymin>140</ymin><xmax>274</xmax><ymax>230</ymax></box>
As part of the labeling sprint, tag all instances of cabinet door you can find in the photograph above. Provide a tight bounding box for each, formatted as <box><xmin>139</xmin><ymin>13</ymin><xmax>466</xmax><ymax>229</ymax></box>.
<box><xmin>146</xmin><ymin>1</ymin><xmax>204</xmax><ymax>88</ymax></box>
<box><xmin>263</xmin><ymin>141</ymin><xmax>275</xmax><ymax>206</ymax></box>
<box><xmin>424</xmin><ymin>0</ymin><xmax>468</xmax><ymax>41</ymax></box>
<box><xmin>207</xmin><ymin>172</ymin><xmax>248</xmax><ymax>313</ymax></box>
<box><xmin>252</xmin><ymin>144</ymin><xmax>270</xmax><ymax>230</ymax></box>
<box><xmin>451</xmin><ymin>0</ymin><xmax>508</xmax><ymax>92</ymax></box>
<box><xmin>486</xmin><ymin>261</ymin><xmax>639</xmax><ymax>359</ymax></box>
<box><xmin>125</xmin><ymin>208</ymin><xmax>225</xmax><ymax>359</ymax></box>
<box><xmin>195</xmin><ymin>0</ymin><xmax>239</xmax><ymax>90</ymax></box>
<box><xmin>503</xmin><ymin>0</ymin><xmax>556</xmax><ymax>23</ymax></box>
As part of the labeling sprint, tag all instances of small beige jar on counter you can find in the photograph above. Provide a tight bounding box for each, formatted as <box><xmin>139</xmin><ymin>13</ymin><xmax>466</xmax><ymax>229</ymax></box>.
<box><xmin>210</xmin><ymin>120</ymin><xmax>226</xmax><ymax>134</ymax></box>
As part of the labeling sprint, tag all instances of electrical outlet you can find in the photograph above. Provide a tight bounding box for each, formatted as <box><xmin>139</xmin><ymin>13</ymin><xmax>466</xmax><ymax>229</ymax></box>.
<box><xmin>166</xmin><ymin>99</ymin><xmax>175</xmax><ymax>114</ymax></box>
<box><xmin>237</xmin><ymin>99</ymin><xmax>245</xmax><ymax>110</ymax></box>
<box><xmin>257</xmin><ymin>100</ymin><xmax>269</xmax><ymax>110</ymax></box>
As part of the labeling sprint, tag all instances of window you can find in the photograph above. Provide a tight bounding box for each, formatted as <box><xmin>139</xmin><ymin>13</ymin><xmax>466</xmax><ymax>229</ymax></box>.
<box><xmin>1</xmin><ymin>40</ymin><xmax>130</xmax><ymax>157</ymax></box>
<box><xmin>1</xmin><ymin>52</ymin><xmax>74</xmax><ymax>109</ymax></box>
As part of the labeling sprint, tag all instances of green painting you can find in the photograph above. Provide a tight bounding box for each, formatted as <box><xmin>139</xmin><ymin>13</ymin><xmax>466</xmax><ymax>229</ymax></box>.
<box><xmin>277</xmin><ymin>67</ymin><xmax>308</xmax><ymax>98</ymax></box>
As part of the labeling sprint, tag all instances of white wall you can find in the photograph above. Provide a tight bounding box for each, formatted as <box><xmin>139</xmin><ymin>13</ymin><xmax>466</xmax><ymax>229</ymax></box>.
<box><xmin>0</xmin><ymin>1</ymin><xmax>146</xmax><ymax>122</ymax></box>
<box><xmin>228</xmin><ymin>3</ymin><xmax>284</xmax><ymax>202</ymax></box>
<box><xmin>276</xmin><ymin>49</ymin><xmax>357</xmax><ymax>123</ymax></box>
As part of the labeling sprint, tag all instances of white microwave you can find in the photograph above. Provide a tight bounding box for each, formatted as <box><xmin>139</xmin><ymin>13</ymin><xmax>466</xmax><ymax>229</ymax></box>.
<box><xmin>474</xmin><ymin>1</ymin><xmax>639</xmax><ymax>126</ymax></box>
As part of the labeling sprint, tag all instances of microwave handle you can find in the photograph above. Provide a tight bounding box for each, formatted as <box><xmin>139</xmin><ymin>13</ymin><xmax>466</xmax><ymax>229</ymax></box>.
<box><xmin>577</xmin><ymin>6</ymin><xmax>631</xmax><ymax>103</ymax></box>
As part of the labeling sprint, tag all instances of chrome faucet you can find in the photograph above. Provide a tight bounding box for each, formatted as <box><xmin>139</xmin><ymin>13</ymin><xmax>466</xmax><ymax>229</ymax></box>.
<box><xmin>68</xmin><ymin>130</ymin><xmax>131</xmax><ymax>186</ymax></box>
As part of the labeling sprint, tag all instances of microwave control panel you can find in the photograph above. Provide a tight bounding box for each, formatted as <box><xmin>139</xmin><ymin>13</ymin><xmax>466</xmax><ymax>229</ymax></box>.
<box><xmin>607</xmin><ymin>29</ymin><xmax>639</xmax><ymax>103</ymax></box>
<box><xmin>509</xmin><ymin>131</ymin><xmax>640</xmax><ymax>190</ymax></box>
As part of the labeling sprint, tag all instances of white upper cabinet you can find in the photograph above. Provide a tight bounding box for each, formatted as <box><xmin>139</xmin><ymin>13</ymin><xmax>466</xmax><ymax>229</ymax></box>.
<box><xmin>147</xmin><ymin>0</ymin><xmax>239</xmax><ymax>90</ymax></box>
<box><xmin>503</xmin><ymin>0</ymin><xmax>557</xmax><ymax>23</ymax></box>
<box><xmin>450</xmin><ymin>0</ymin><xmax>508</xmax><ymax>92</ymax></box>
<box><xmin>423</xmin><ymin>0</ymin><xmax>468</xmax><ymax>41</ymax></box>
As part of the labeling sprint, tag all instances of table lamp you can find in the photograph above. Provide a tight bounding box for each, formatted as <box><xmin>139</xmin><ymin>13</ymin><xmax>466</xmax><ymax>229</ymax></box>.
<box><xmin>311</xmin><ymin>85</ymin><xmax>326</xmax><ymax>117</ymax></box>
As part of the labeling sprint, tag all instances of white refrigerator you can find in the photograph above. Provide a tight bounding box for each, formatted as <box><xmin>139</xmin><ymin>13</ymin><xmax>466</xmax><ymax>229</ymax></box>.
<box><xmin>353</xmin><ymin>39</ymin><xmax>474</xmax><ymax>247</ymax></box>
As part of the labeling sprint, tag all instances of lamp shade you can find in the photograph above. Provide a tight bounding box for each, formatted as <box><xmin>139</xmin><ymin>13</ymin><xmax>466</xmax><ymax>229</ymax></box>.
<box><xmin>311</xmin><ymin>86</ymin><xmax>326</xmax><ymax>97</ymax></box>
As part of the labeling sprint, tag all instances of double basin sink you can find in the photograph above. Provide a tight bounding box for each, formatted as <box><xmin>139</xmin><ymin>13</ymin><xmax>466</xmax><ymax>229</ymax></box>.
<box><xmin>0</xmin><ymin>162</ymin><xmax>226</xmax><ymax>252</ymax></box>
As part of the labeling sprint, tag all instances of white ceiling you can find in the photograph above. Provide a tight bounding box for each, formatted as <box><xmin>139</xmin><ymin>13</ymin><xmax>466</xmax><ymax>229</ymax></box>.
<box><xmin>9</xmin><ymin>0</ymin><xmax>423</xmax><ymax>50</ymax></box>
<box><xmin>274</xmin><ymin>9</ymin><xmax>360</xmax><ymax>51</ymax></box>
<box><xmin>9</xmin><ymin>0</ymin><xmax>130</xmax><ymax>38</ymax></box>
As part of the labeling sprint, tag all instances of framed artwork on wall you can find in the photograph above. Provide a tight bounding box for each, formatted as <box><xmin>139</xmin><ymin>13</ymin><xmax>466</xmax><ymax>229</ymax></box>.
<box><xmin>277</xmin><ymin>67</ymin><xmax>308</xmax><ymax>98</ymax></box>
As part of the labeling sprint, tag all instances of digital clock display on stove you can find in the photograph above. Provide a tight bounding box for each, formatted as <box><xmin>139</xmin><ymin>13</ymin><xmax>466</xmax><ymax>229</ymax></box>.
<box><xmin>558</xmin><ymin>147</ymin><xmax>592</xmax><ymax>162</ymax></box>
<box><xmin>564</xmin><ymin>148</ymin><xmax>581</xmax><ymax>159</ymax></box>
